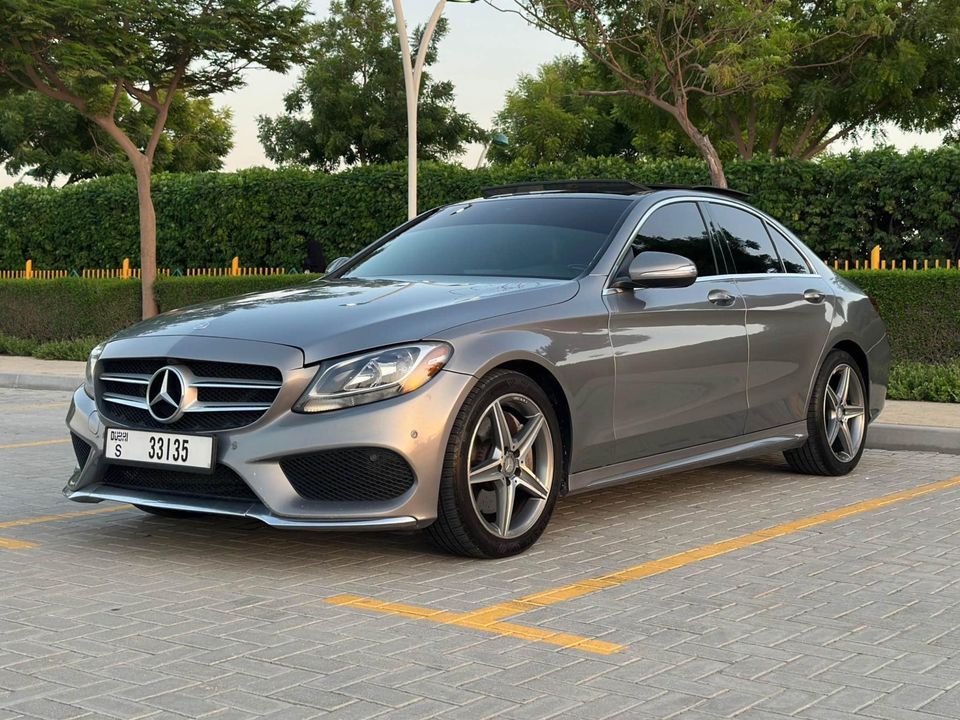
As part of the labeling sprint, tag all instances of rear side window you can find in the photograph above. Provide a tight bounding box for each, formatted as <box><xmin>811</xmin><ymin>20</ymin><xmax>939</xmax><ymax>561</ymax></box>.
<box><xmin>708</xmin><ymin>204</ymin><xmax>781</xmax><ymax>274</ymax></box>
<box><xmin>768</xmin><ymin>225</ymin><xmax>811</xmax><ymax>273</ymax></box>
<box><xmin>620</xmin><ymin>202</ymin><xmax>718</xmax><ymax>277</ymax></box>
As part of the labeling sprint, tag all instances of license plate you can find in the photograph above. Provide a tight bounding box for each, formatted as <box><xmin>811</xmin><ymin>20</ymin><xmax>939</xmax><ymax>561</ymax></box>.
<box><xmin>104</xmin><ymin>428</ymin><xmax>215</xmax><ymax>471</ymax></box>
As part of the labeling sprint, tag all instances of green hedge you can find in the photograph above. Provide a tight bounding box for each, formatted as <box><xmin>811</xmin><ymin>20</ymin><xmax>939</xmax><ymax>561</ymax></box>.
<box><xmin>842</xmin><ymin>270</ymin><xmax>960</xmax><ymax>364</ymax></box>
<box><xmin>1</xmin><ymin>147</ymin><xmax>959</xmax><ymax>269</ymax></box>
<box><xmin>0</xmin><ymin>275</ymin><xmax>310</xmax><ymax>342</ymax></box>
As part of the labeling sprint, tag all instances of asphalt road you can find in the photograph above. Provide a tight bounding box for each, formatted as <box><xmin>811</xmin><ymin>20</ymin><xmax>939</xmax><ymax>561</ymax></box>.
<box><xmin>1</xmin><ymin>387</ymin><xmax>960</xmax><ymax>719</ymax></box>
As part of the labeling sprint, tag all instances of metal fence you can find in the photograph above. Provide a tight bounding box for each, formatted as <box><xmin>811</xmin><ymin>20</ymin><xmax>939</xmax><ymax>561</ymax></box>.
<box><xmin>0</xmin><ymin>246</ymin><xmax>957</xmax><ymax>280</ymax></box>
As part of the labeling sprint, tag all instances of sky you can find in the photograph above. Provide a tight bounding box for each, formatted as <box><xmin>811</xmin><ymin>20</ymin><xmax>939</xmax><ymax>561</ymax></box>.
<box><xmin>0</xmin><ymin>0</ymin><xmax>946</xmax><ymax>188</ymax></box>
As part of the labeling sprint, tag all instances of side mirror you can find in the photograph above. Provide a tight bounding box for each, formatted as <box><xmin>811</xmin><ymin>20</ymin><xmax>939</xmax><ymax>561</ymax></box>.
<box><xmin>326</xmin><ymin>256</ymin><xmax>350</xmax><ymax>274</ymax></box>
<box><xmin>616</xmin><ymin>251</ymin><xmax>698</xmax><ymax>289</ymax></box>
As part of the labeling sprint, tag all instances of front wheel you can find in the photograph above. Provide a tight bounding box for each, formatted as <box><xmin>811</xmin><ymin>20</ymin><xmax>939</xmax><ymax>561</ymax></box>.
<box><xmin>784</xmin><ymin>349</ymin><xmax>868</xmax><ymax>476</ymax></box>
<box><xmin>427</xmin><ymin>370</ymin><xmax>563</xmax><ymax>558</ymax></box>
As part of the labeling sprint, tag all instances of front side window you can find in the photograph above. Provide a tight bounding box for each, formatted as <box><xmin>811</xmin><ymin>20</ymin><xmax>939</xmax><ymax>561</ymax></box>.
<box><xmin>618</xmin><ymin>202</ymin><xmax>718</xmax><ymax>277</ymax></box>
<box><xmin>345</xmin><ymin>197</ymin><xmax>632</xmax><ymax>281</ymax></box>
<box><xmin>768</xmin><ymin>225</ymin><xmax>811</xmax><ymax>273</ymax></box>
<box><xmin>709</xmin><ymin>204</ymin><xmax>782</xmax><ymax>274</ymax></box>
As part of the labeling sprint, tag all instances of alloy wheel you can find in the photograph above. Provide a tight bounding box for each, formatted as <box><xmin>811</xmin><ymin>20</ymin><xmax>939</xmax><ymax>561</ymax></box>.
<box><xmin>823</xmin><ymin>363</ymin><xmax>866</xmax><ymax>462</ymax></box>
<box><xmin>466</xmin><ymin>393</ymin><xmax>554</xmax><ymax>540</ymax></box>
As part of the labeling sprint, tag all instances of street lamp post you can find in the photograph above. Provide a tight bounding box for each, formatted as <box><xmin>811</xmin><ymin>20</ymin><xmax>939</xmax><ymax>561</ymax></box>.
<box><xmin>392</xmin><ymin>0</ymin><xmax>475</xmax><ymax>220</ymax></box>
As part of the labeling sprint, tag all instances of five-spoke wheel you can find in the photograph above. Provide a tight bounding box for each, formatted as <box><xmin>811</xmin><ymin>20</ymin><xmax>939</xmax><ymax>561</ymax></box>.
<box><xmin>785</xmin><ymin>349</ymin><xmax>868</xmax><ymax>476</ymax></box>
<box><xmin>427</xmin><ymin>370</ymin><xmax>563</xmax><ymax>558</ymax></box>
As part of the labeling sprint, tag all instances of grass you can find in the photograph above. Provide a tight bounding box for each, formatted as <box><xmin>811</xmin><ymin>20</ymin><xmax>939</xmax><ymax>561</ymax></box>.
<box><xmin>0</xmin><ymin>334</ymin><xmax>100</xmax><ymax>362</ymax></box>
<box><xmin>888</xmin><ymin>361</ymin><xmax>960</xmax><ymax>403</ymax></box>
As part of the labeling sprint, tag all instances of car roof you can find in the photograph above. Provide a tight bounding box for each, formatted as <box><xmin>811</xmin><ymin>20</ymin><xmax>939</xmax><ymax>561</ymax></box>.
<box><xmin>477</xmin><ymin>179</ymin><xmax>750</xmax><ymax>202</ymax></box>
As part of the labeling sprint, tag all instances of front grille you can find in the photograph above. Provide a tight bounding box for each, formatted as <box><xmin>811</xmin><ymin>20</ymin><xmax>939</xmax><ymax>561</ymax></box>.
<box><xmin>101</xmin><ymin>464</ymin><xmax>259</xmax><ymax>502</ymax></box>
<box><xmin>279</xmin><ymin>448</ymin><xmax>416</xmax><ymax>502</ymax></box>
<box><xmin>97</xmin><ymin>357</ymin><xmax>282</xmax><ymax>433</ymax></box>
<box><xmin>71</xmin><ymin>433</ymin><xmax>92</xmax><ymax>468</ymax></box>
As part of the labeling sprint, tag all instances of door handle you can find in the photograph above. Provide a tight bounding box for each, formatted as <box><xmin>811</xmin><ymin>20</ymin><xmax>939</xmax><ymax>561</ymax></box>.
<box><xmin>803</xmin><ymin>289</ymin><xmax>825</xmax><ymax>304</ymax></box>
<box><xmin>707</xmin><ymin>289</ymin><xmax>736</xmax><ymax>306</ymax></box>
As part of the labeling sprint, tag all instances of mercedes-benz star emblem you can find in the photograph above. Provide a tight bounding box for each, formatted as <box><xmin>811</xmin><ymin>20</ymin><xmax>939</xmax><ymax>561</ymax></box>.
<box><xmin>146</xmin><ymin>366</ymin><xmax>187</xmax><ymax>423</ymax></box>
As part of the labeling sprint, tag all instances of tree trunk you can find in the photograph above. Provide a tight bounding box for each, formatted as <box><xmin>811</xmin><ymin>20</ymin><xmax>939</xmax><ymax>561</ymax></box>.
<box><xmin>660</xmin><ymin>99</ymin><xmax>728</xmax><ymax>188</ymax></box>
<box><xmin>131</xmin><ymin>156</ymin><xmax>159</xmax><ymax>319</ymax></box>
<box><xmin>681</xmin><ymin>119</ymin><xmax>727</xmax><ymax>187</ymax></box>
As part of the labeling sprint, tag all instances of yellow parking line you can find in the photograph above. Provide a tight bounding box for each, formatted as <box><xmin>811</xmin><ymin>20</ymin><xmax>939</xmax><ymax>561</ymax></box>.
<box><xmin>0</xmin><ymin>537</ymin><xmax>37</xmax><ymax>550</ymax></box>
<box><xmin>326</xmin><ymin>594</ymin><xmax>623</xmax><ymax>655</ymax></box>
<box><xmin>0</xmin><ymin>438</ymin><xmax>70</xmax><ymax>450</ymax></box>
<box><xmin>0</xmin><ymin>504</ymin><xmax>132</xmax><ymax>530</ymax></box>
<box><xmin>327</xmin><ymin>474</ymin><xmax>960</xmax><ymax>651</ymax></box>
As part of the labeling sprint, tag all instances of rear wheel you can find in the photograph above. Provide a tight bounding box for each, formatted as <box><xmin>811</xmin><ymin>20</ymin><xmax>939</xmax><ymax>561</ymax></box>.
<box><xmin>427</xmin><ymin>370</ymin><xmax>563</xmax><ymax>558</ymax></box>
<box><xmin>784</xmin><ymin>349</ymin><xmax>867</xmax><ymax>476</ymax></box>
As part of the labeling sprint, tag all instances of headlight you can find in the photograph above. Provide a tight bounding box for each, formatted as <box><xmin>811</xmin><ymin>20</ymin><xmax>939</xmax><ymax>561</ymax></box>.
<box><xmin>294</xmin><ymin>343</ymin><xmax>452</xmax><ymax>413</ymax></box>
<box><xmin>83</xmin><ymin>342</ymin><xmax>106</xmax><ymax>398</ymax></box>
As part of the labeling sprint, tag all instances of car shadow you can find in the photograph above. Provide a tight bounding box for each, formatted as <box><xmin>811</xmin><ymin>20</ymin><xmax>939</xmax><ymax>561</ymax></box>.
<box><xmin>48</xmin><ymin>451</ymin><xmax>884</xmax><ymax>573</ymax></box>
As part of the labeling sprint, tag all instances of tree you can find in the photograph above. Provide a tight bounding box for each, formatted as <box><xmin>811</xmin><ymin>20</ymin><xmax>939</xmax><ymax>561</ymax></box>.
<box><xmin>258</xmin><ymin>0</ymin><xmax>483</xmax><ymax>171</ymax></box>
<box><xmin>711</xmin><ymin>0</ymin><xmax>960</xmax><ymax>160</ymax></box>
<box><xmin>0</xmin><ymin>90</ymin><xmax>233</xmax><ymax>185</ymax></box>
<box><xmin>490</xmin><ymin>56</ymin><xmax>637</xmax><ymax>164</ymax></box>
<box><xmin>0</xmin><ymin>0</ymin><xmax>309</xmax><ymax>318</ymax></box>
<box><xmin>510</xmin><ymin>0</ymin><xmax>807</xmax><ymax>187</ymax></box>
<box><xmin>490</xmin><ymin>55</ymin><xmax>715</xmax><ymax>165</ymax></box>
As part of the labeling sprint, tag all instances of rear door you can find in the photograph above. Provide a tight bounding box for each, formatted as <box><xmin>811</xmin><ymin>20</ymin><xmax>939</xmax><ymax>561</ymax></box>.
<box><xmin>605</xmin><ymin>201</ymin><xmax>748</xmax><ymax>462</ymax></box>
<box><xmin>703</xmin><ymin>202</ymin><xmax>834</xmax><ymax>432</ymax></box>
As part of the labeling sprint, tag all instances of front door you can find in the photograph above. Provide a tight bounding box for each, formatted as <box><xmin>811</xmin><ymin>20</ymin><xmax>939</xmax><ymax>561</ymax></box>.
<box><xmin>605</xmin><ymin>201</ymin><xmax>749</xmax><ymax>463</ymax></box>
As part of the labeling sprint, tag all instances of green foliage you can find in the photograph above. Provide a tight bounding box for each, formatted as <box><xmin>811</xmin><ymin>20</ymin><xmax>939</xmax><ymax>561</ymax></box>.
<box><xmin>31</xmin><ymin>337</ymin><xmax>102</xmax><ymax>361</ymax></box>
<box><xmin>0</xmin><ymin>90</ymin><xmax>233</xmax><ymax>185</ymax></box>
<box><xmin>154</xmin><ymin>274</ymin><xmax>309</xmax><ymax>311</ymax></box>
<box><xmin>887</xmin><ymin>361</ymin><xmax>960</xmax><ymax>403</ymax></box>
<box><xmin>1</xmin><ymin>148</ymin><xmax>959</xmax><ymax>269</ymax></box>
<box><xmin>0</xmin><ymin>275</ymin><xmax>312</xmax><ymax>344</ymax></box>
<box><xmin>888</xmin><ymin>362</ymin><xmax>960</xmax><ymax>403</ymax></box>
<box><xmin>841</xmin><ymin>270</ymin><xmax>960</xmax><ymax>364</ymax></box>
<box><xmin>258</xmin><ymin>0</ymin><xmax>482</xmax><ymax>170</ymax></box>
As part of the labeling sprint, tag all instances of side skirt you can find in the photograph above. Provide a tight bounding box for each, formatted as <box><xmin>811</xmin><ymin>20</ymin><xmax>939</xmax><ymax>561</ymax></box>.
<box><xmin>568</xmin><ymin>422</ymin><xmax>807</xmax><ymax>495</ymax></box>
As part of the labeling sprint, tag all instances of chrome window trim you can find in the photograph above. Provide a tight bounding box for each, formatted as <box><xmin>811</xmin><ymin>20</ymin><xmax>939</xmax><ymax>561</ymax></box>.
<box><xmin>602</xmin><ymin>194</ymin><xmax>822</xmax><ymax>289</ymax></box>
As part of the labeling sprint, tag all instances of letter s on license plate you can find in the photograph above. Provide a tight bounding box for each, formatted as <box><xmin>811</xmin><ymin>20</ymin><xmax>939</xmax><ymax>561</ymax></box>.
<box><xmin>104</xmin><ymin>428</ymin><xmax>215</xmax><ymax>471</ymax></box>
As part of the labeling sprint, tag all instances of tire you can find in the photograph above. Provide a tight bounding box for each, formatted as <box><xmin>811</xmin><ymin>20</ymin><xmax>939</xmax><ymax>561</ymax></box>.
<box><xmin>784</xmin><ymin>349</ymin><xmax>868</xmax><ymax>476</ymax></box>
<box><xmin>134</xmin><ymin>504</ymin><xmax>206</xmax><ymax>519</ymax></box>
<box><xmin>426</xmin><ymin>369</ymin><xmax>564</xmax><ymax>558</ymax></box>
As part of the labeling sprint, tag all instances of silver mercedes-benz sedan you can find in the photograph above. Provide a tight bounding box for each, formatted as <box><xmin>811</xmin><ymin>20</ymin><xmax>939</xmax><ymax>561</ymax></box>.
<box><xmin>65</xmin><ymin>181</ymin><xmax>890</xmax><ymax>557</ymax></box>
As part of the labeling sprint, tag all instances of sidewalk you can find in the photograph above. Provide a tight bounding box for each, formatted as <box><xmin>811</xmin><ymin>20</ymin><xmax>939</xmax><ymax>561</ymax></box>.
<box><xmin>1</xmin><ymin>355</ymin><xmax>958</xmax><ymax>454</ymax></box>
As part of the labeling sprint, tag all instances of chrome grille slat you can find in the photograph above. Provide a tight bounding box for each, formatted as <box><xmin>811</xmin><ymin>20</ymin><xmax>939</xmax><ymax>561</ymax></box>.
<box><xmin>98</xmin><ymin>357</ymin><xmax>283</xmax><ymax>432</ymax></box>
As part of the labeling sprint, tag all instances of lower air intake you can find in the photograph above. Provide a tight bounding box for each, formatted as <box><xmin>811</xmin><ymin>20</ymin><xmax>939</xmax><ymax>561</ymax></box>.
<box><xmin>279</xmin><ymin>448</ymin><xmax>416</xmax><ymax>502</ymax></box>
<box><xmin>101</xmin><ymin>464</ymin><xmax>259</xmax><ymax>502</ymax></box>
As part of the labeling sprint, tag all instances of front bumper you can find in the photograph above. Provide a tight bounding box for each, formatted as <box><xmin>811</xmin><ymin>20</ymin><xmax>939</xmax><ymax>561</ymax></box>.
<box><xmin>65</xmin><ymin>351</ymin><xmax>476</xmax><ymax>531</ymax></box>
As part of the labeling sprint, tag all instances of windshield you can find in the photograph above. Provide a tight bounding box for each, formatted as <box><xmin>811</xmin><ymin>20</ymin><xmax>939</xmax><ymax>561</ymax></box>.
<box><xmin>344</xmin><ymin>196</ymin><xmax>632</xmax><ymax>281</ymax></box>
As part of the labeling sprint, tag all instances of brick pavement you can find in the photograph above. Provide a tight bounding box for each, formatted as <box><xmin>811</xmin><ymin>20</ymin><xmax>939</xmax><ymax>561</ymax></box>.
<box><xmin>1</xmin><ymin>388</ymin><xmax>960</xmax><ymax>719</ymax></box>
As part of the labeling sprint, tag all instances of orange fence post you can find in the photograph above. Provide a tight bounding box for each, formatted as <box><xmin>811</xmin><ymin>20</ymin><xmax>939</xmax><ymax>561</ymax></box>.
<box><xmin>870</xmin><ymin>245</ymin><xmax>881</xmax><ymax>270</ymax></box>
<box><xmin>121</xmin><ymin>258</ymin><xmax>131</xmax><ymax>280</ymax></box>
<box><xmin>24</xmin><ymin>259</ymin><xmax>33</xmax><ymax>279</ymax></box>
<box><xmin>231</xmin><ymin>257</ymin><xmax>240</xmax><ymax>276</ymax></box>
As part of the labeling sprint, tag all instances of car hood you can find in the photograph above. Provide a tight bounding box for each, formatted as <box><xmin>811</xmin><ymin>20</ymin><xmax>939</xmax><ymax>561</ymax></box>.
<box><xmin>111</xmin><ymin>277</ymin><xmax>578</xmax><ymax>364</ymax></box>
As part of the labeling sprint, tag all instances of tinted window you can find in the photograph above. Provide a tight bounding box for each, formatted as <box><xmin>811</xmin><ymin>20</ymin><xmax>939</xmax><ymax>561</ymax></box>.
<box><xmin>768</xmin><ymin>225</ymin><xmax>811</xmax><ymax>273</ymax></box>
<box><xmin>709</xmin><ymin>204</ymin><xmax>781</xmax><ymax>274</ymax></box>
<box><xmin>619</xmin><ymin>203</ymin><xmax>718</xmax><ymax>277</ymax></box>
<box><xmin>346</xmin><ymin>197</ymin><xmax>631</xmax><ymax>280</ymax></box>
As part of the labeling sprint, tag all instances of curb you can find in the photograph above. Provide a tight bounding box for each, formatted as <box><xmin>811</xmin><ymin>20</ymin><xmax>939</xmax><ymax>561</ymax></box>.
<box><xmin>0</xmin><ymin>373</ymin><xmax>82</xmax><ymax>393</ymax></box>
<box><xmin>867</xmin><ymin>423</ymin><xmax>960</xmax><ymax>455</ymax></box>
